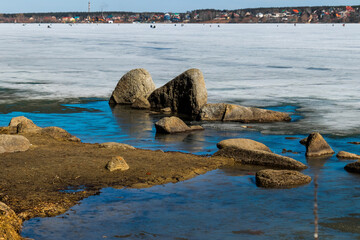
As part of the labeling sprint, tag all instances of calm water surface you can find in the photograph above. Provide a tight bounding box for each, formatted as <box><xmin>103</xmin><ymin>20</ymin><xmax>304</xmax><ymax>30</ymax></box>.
<box><xmin>0</xmin><ymin>23</ymin><xmax>360</xmax><ymax>239</ymax></box>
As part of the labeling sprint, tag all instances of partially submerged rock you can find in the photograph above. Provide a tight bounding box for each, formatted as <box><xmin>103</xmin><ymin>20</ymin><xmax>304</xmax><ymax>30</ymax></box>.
<box><xmin>8</xmin><ymin>116</ymin><xmax>42</xmax><ymax>134</ymax></box>
<box><xmin>302</xmin><ymin>132</ymin><xmax>334</xmax><ymax>157</ymax></box>
<box><xmin>41</xmin><ymin>127</ymin><xmax>81</xmax><ymax>142</ymax></box>
<box><xmin>337</xmin><ymin>151</ymin><xmax>360</xmax><ymax>160</ymax></box>
<box><xmin>0</xmin><ymin>202</ymin><xmax>23</xmax><ymax>240</ymax></box>
<box><xmin>99</xmin><ymin>142</ymin><xmax>135</xmax><ymax>150</ymax></box>
<box><xmin>344</xmin><ymin>161</ymin><xmax>360</xmax><ymax>173</ymax></box>
<box><xmin>217</xmin><ymin>138</ymin><xmax>271</xmax><ymax>152</ymax></box>
<box><xmin>155</xmin><ymin>116</ymin><xmax>203</xmax><ymax>134</ymax></box>
<box><xmin>0</xmin><ymin>134</ymin><xmax>31</xmax><ymax>153</ymax></box>
<box><xmin>256</xmin><ymin>169</ymin><xmax>312</xmax><ymax>188</ymax></box>
<box><xmin>198</xmin><ymin>103</ymin><xmax>291</xmax><ymax>122</ymax></box>
<box><xmin>106</xmin><ymin>156</ymin><xmax>130</xmax><ymax>172</ymax></box>
<box><xmin>110</xmin><ymin>68</ymin><xmax>156</xmax><ymax>105</ymax></box>
<box><xmin>148</xmin><ymin>68</ymin><xmax>207</xmax><ymax>117</ymax></box>
<box><xmin>131</xmin><ymin>96</ymin><xmax>151</xmax><ymax>109</ymax></box>
<box><xmin>214</xmin><ymin>147</ymin><xmax>307</xmax><ymax>170</ymax></box>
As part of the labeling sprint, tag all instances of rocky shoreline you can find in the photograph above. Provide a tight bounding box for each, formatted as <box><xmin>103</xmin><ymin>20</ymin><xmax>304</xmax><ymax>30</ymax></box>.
<box><xmin>1</xmin><ymin>69</ymin><xmax>360</xmax><ymax>239</ymax></box>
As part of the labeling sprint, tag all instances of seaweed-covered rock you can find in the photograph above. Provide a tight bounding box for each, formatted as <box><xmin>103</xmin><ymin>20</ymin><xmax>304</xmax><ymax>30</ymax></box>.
<box><xmin>198</xmin><ymin>103</ymin><xmax>291</xmax><ymax>122</ymax></box>
<box><xmin>148</xmin><ymin>69</ymin><xmax>207</xmax><ymax>117</ymax></box>
<box><xmin>256</xmin><ymin>169</ymin><xmax>312</xmax><ymax>188</ymax></box>
<box><xmin>0</xmin><ymin>134</ymin><xmax>31</xmax><ymax>153</ymax></box>
<box><xmin>336</xmin><ymin>151</ymin><xmax>360</xmax><ymax>160</ymax></box>
<box><xmin>302</xmin><ymin>132</ymin><xmax>334</xmax><ymax>157</ymax></box>
<box><xmin>217</xmin><ymin>138</ymin><xmax>271</xmax><ymax>152</ymax></box>
<box><xmin>41</xmin><ymin>127</ymin><xmax>80</xmax><ymax>142</ymax></box>
<box><xmin>110</xmin><ymin>68</ymin><xmax>155</xmax><ymax>104</ymax></box>
<box><xmin>214</xmin><ymin>147</ymin><xmax>307</xmax><ymax>170</ymax></box>
<box><xmin>0</xmin><ymin>202</ymin><xmax>23</xmax><ymax>240</ymax></box>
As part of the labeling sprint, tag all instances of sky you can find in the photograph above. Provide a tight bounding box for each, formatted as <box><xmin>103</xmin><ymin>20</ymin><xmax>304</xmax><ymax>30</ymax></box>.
<box><xmin>1</xmin><ymin>0</ymin><xmax>360</xmax><ymax>13</ymax></box>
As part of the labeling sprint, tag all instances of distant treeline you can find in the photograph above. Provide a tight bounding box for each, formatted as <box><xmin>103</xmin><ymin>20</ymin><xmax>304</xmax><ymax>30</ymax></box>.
<box><xmin>1</xmin><ymin>5</ymin><xmax>360</xmax><ymax>23</ymax></box>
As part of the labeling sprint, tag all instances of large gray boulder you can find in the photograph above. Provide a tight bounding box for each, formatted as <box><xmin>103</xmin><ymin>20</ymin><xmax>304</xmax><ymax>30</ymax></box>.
<box><xmin>214</xmin><ymin>147</ymin><xmax>307</xmax><ymax>170</ymax></box>
<box><xmin>0</xmin><ymin>202</ymin><xmax>23</xmax><ymax>240</ymax></box>
<box><xmin>217</xmin><ymin>138</ymin><xmax>271</xmax><ymax>152</ymax></box>
<box><xmin>110</xmin><ymin>68</ymin><xmax>156</xmax><ymax>104</ymax></box>
<box><xmin>302</xmin><ymin>132</ymin><xmax>334</xmax><ymax>157</ymax></box>
<box><xmin>155</xmin><ymin>116</ymin><xmax>203</xmax><ymax>134</ymax></box>
<box><xmin>0</xmin><ymin>134</ymin><xmax>31</xmax><ymax>153</ymax></box>
<box><xmin>8</xmin><ymin>116</ymin><xmax>42</xmax><ymax>133</ymax></box>
<box><xmin>148</xmin><ymin>69</ymin><xmax>207</xmax><ymax>117</ymax></box>
<box><xmin>256</xmin><ymin>169</ymin><xmax>312</xmax><ymax>188</ymax></box>
<box><xmin>198</xmin><ymin>103</ymin><xmax>291</xmax><ymax>122</ymax></box>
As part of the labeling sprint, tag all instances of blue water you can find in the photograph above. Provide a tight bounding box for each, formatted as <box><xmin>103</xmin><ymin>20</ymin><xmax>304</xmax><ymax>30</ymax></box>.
<box><xmin>1</xmin><ymin>23</ymin><xmax>360</xmax><ymax>239</ymax></box>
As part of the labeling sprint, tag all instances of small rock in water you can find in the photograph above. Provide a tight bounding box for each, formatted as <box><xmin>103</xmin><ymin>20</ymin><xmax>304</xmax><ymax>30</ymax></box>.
<box><xmin>302</xmin><ymin>132</ymin><xmax>334</xmax><ymax>157</ymax></box>
<box><xmin>285</xmin><ymin>137</ymin><xmax>300</xmax><ymax>140</ymax></box>
<box><xmin>348</xmin><ymin>142</ymin><xmax>360</xmax><ymax>145</ymax></box>
<box><xmin>161</xmin><ymin>107</ymin><xmax>172</xmax><ymax>113</ymax></box>
<box><xmin>256</xmin><ymin>169</ymin><xmax>312</xmax><ymax>188</ymax></box>
<box><xmin>106</xmin><ymin>156</ymin><xmax>129</xmax><ymax>172</ymax></box>
<box><xmin>99</xmin><ymin>142</ymin><xmax>135</xmax><ymax>150</ymax></box>
<box><xmin>155</xmin><ymin>116</ymin><xmax>191</xmax><ymax>134</ymax></box>
<box><xmin>131</xmin><ymin>96</ymin><xmax>151</xmax><ymax>109</ymax></box>
<box><xmin>217</xmin><ymin>138</ymin><xmax>271</xmax><ymax>152</ymax></box>
<box><xmin>344</xmin><ymin>161</ymin><xmax>360</xmax><ymax>173</ymax></box>
<box><xmin>337</xmin><ymin>151</ymin><xmax>360</xmax><ymax>160</ymax></box>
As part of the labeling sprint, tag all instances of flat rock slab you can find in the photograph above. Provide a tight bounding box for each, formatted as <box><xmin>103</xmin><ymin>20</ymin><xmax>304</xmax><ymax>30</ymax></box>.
<box><xmin>344</xmin><ymin>161</ymin><xmax>360</xmax><ymax>173</ymax></box>
<box><xmin>99</xmin><ymin>142</ymin><xmax>135</xmax><ymax>150</ymax></box>
<box><xmin>198</xmin><ymin>103</ymin><xmax>291</xmax><ymax>122</ymax></box>
<box><xmin>214</xmin><ymin>147</ymin><xmax>307</xmax><ymax>170</ymax></box>
<box><xmin>0</xmin><ymin>134</ymin><xmax>31</xmax><ymax>153</ymax></box>
<box><xmin>217</xmin><ymin>138</ymin><xmax>271</xmax><ymax>152</ymax></box>
<box><xmin>256</xmin><ymin>169</ymin><xmax>312</xmax><ymax>188</ymax></box>
<box><xmin>337</xmin><ymin>151</ymin><xmax>360</xmax><ymax>160</ymax></box>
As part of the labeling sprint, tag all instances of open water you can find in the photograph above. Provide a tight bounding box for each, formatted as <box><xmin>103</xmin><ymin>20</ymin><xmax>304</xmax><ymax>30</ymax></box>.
<box><xmin>1</xmin><ymin>23</ymin><xmax>360</xmax><ymax>239</ymax></box>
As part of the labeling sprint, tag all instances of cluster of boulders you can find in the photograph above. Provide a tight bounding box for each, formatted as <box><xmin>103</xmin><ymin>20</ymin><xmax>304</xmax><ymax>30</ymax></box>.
<box><xmin>0</xmin><ymin>116</ymin><xmax>80</xmax><ymax>154</ymax></box>
<box><xmin>109</xmin><ymin>68</ymin><xmax>291</xmax><ymax>134</ymax></box>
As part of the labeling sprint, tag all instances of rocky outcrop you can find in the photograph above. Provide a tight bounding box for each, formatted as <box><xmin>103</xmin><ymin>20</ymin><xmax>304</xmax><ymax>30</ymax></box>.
<box><xmin>337</xmin><ymin>151</ymin><xmax>360</xmax><ymax>160</ymax></box>
<box><xmin>301</xmin><ymin>132</ymin><xmax>334</xmax><ymax>157</ymax></box>
<box><xmin>217</xmin><ymin>138</ymin><xmax>271</xmax><ymax>152</ymax></box>
<box><xmin>0</xmin><ymin>202</ymin><xmax>23</xmax><ymax>240</ymax></box>
<box><xmin>256</xmin><ymin>169</ymin><xmax>312</xmax><ymax>188</ymax></box>
<box><xmin>344</xmin><ymin>161</ymin><xmax>360</xmax><ymax>173</ymax></box>
<box><xmin>8</xmin><ymin>116</ymin><xmax>42</xmax><ymax>134</ymax></box>
<box><xmin>155</xmin><ymin>116</ymin><xmax>203</xmax><ymax>134</ymax></box>
<box><xmin>148</xmin><ymin>69</ymin><xmax>207</xmax><ymax>117</ymax></box>
<box><xmin>214</xmin><ymin>147</ymin><xmax>307</xmax><ymax>170</ymax></box>
<box><xmin>99</xmin><ymin>142</ymin><xmax>135</xmax><ymax>150</ymax></box>
<box><xmin>198</xmin><ymin>103</ymin><xmax>291</xmax><ymax>122</ymax></box>
<box><xmin>106</xmin><ymin>156</ymin><xmax>130</xmax><ymax>172</ymax></box>
<box><xmin>0</xmin><ymin>134</ymin><xmax>31</xmax><ymax>153</ymax></box>
<box><xmin>110</xmin><ymin>68</ymin><xmax>156</xmax><ymax>105</ymax></box>
<box><xmin>41</xmin><ymin>127</ymin><xmax>81</xmax><ymax>142</ymax></box>
<box><xmin>131</xmin><ymin>96</ymin><xmax>151</xmax><ymax>109</ymax></box>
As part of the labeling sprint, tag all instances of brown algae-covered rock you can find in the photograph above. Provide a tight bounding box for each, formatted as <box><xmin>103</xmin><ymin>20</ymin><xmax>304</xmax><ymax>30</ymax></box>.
<box><xmin>214</xmin><ymin>147</ymin><xmax>307</xmax><ymax>170</ymax></box>
<box><xmin>303</xmin><ymin>132</ymin><xmax>334</xmax><ymax>157</ymax></box>
<box><xmin>148</xmin><ymin>69</ymin><xmax>207</xmax><ymax>117</ymax></box>
<box><xmin>0</xmin><ymin>202</ymin><xmax>23</xmax><ymax>240</ymax></box>
<box><xmin>0</xmin><ymin>134</ymin><xmax>31</xmax><ymax>153</ymax></box>
<box><xmin>336</xmin><ymin>151</ymin><xmax>360</xmax><ymax>160</ymax></box>
<box><xmin>256</xmin><ymin>169</ymin><xmax>312</xmax><ymax>188</ymax></box>
<box><xmin>110</xmin><ymin>68</ymin><xmax>156</xmax><ymax>104</ymax></box>
<box><xmin>217</xmin><ymin>138</ymin><xmax>271</xmax><ymax>152</ymax></box>
<box><xmin>106</xmin><ymin>156</ymin><xmax>130</xmax><ymax>172</ymax></box>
